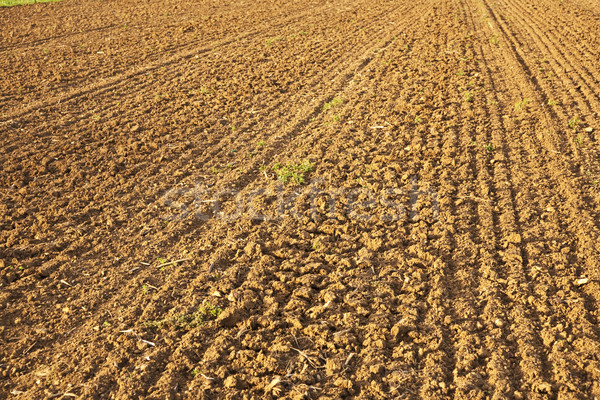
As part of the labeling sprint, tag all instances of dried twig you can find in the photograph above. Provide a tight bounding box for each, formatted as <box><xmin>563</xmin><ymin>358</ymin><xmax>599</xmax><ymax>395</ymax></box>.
<box><xmin>344</xmin><ymin>352</ymin><xmax>356</xmax><ymax>366</ymax></box>
<box><xmin>200</xmin><ymin>373</ymin><xmax>215</xmax><ymax>381</ymax></box>
<box><xmin>22</xmin><ymin>341</ymin><xmax>37</xmax><ymax>356</ymax></box>
<box><xmin>157</xmin><ymin>258</ymin><xmax>192</xmax><ymax>268</ymax></box>
<box><xmin>291</xmin><ymin>347</ymin><xmax>319</xmax><ymax>368</ymax></box>
<box><xmin>333</xmin><ymin>329</ymin><xmax>351</xmax><ymax>337</ymax></box>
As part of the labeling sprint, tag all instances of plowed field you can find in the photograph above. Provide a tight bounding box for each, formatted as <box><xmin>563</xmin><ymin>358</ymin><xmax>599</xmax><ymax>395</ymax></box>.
<box><xmin>2</xmin><ymin>0</ymin><xmax>600</xmax><ymax>398</ymax></box>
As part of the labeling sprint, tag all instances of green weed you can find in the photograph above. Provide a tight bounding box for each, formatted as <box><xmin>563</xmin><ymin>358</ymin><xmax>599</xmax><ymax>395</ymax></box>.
<box><xmin>463</xmin><ymin>91</ymin><xmax>473</xmax><ymax>102</ymax></box>
<box><xmin>484</xmin><ymin>143</ymin><xmax>495</xmax><ymax>152</ymax></box>
<box><xmin>322</xmin><ymin>98</ymin><xmax>344</xmax><ymax>111</ymax></box>
<box><xmin>272</xmin><ymin>161</ymin><xmax>314</xmax><ymax>184</ymax></box>
<box><xmin>266</xmin><ymin>36</ymin><xmax>284</xmax><ymax>46</ymax></box>
<box><xmin>569</xmin><ymin>117</ymin><xmax>580</xmax><ymax>130</ymax></box>
<box><xmin>143</xmin><ymin>301</ymin><xmax>222</xmax><ymax>331</ymax></box>
<box><xmin>514</xmin><ymin>98</ymin><xmax>530</xmax><ymax>111</ymax></box>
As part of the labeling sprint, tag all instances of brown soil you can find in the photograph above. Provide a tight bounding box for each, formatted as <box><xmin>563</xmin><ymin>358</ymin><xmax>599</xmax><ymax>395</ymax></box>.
<box><xmin>1</xmin><ymin>0</ymin><xmax>600</xmax><ymax>398</ymax></box>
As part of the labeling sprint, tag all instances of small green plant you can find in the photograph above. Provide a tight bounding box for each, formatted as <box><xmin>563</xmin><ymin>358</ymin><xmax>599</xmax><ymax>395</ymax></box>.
<box><xmin>198</xmin><ymin>301</ymin><xmax>222</xmax><ymax>319</ymax></box>
<box><xmin>490</xmin><ymin>35</ymin><xmax>499</xmax><ymax>45</ymax></box>
<box><xmin>272</xmin><ymin>161</ymin><xmax>314</xmax><ymax>184</ymax></box>
<box><xmin>569</xmin><ymin>117</ymin><xmax>580</xmax><ymax>130</ymax></box>
<box><xmin>457</xmin><ymin>70</ymin><xmax>465</xmax><ymax>77</ymax></box>
<box><xmin>463</xmin><ymin>91</ymin><xmax>473</xmax><ymax>102</ymax></box>
<box><xmin>191</xmin><ymin>368</ymin><xmax>200</xmax><ymax>377</ymax></box>
<box><xmin>484</xmin><ymin>143</ymin><xmax>495</xmax><ymax>152</ymax></box>
<box><xmin>142</xmin><ymin>284</ymin><xmax>149</xmax><ymax>295</ymax></box>
<box><xmin>143</xmin><ymin>301</ymin><xmax>222</xmax><ymax>331</ymax></box>
<box><xmin>157</xmin><ymin>257</ymin><xmax>173</xmax><ymax>271</ymax></box>
<box><xmin>311</xmin><ymin>240</ymin><xmax>322</xmax><ymax>251</ymax></box>
<box><xmin>576</xmin><ymin>134</ymin><xmax>583</xmax><ymax>146</ymax></box>
<box><xmin>333</xmin><ymin>114</ymin><xmax>341</xmax><ymax>122</ymax></box>
<box><xmin>514</xmin><ymin>98</ymin><xmax>530</xmax><ymax>111</ymax></box>
<box><xmin>266</xmin><ymin>36</ymin><xmax>284</xmax><ymax>46</ymax></box>
<box><xmin>257</xmin><ymin>140</ymin><xmax>266</xmax><ymax>147</ymax></box>
<box><xmin>414</xmin><ymin>116</ymin><xmax>423</xmax><ymax>124</ymax></box>
<box><xmin>199</xmin><ymin>87</ymin><xmax>211</xmax><ymax>95</ymax></box>
<box><xmin>322</xmin><ymin>98</ymin><xmax>344</xmax><ymax>111</ymax></box>
<box><xmin>547</xmin><ymin>99</ymin><xmax>558</xmax><ymax>106</ymax></box>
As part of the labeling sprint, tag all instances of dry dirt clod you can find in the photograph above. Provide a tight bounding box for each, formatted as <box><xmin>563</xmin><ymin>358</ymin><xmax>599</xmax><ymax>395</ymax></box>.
<box><xmin>223</xmin><ymin>375</ymin><xmax>239</xmax><ymax>388</ymax></box>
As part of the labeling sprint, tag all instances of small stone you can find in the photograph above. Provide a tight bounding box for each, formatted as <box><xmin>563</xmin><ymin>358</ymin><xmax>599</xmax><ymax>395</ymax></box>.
<box><xmin>584</xmin><ymin>127</ymin><xmax>593</xmax><ymax>133</ymax></box>
<box><xmin>575</xmin><ymin>277</ymin><xmax>589</xmax><ymax>286</ymax></box>
<box><xmin>130</xmin><ymin>124</ymin><xmax>140</xmax><ymax>133</ymax></box>
<box><xmin>494</xmin><ymin>318</ymin><xmax>504</xmax><ymax>328</ymax></box>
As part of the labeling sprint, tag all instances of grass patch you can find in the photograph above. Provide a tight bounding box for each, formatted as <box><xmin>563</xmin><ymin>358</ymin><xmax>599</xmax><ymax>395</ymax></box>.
<box><xmin>568</xmin><ymin>117</ymin><xmax>580</xmax><ymax>130</ymax></box>
<box><xmin>322</xmin><ymin>98</ymin><xmax>344</xmax><ymax>111</ymax></box>
<box><xmin>463</xmin><ymin>91</ymin><xmax>473</xmax><ymax>102</ymax></box>
<box><xmin>1</xmin><ymin>0</ymin><xmax>62</xmax><ymax>6</ymax></box>
<box><xmin>514</xmin><ymin>98</ymin><xmax>530</xmax><ymax>111</ymax></box>
<box><xmin>143</xmin><ymin>302</ymin><xmax>222</xmax><ymax>331</ymax></box>
<box><xmin>272</xmin><ymin>161</ymin><xmax>313</xmax><ymax>184</ymax></box>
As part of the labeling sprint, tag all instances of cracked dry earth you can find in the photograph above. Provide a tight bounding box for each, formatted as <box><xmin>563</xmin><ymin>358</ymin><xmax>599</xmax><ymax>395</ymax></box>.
<box><xmin>2</xmin><ymin>0</ymin><xmax>600</xmax><ymax>398</ymax></box>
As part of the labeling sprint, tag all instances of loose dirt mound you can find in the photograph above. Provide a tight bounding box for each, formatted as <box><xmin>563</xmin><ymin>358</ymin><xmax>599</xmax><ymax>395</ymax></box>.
<box><xmin>2</xmin><ymin>0</ymin><xmax>600</xmax><ymax>398</ymax></box>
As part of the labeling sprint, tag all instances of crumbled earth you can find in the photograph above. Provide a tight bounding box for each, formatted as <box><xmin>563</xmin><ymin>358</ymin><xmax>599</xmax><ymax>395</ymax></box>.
<box><xmin>1</xmin><ymin>0</ymin><xmax>600</xmax><ymax>398</ymax></box>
